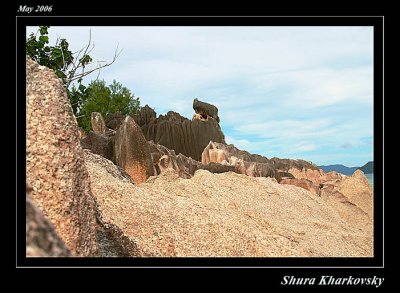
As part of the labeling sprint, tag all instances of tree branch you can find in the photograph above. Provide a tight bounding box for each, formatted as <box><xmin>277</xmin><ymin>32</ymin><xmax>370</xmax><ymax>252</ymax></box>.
<box><xmin>65</xmin><ymin>45</ymin><xmax>122</xmax><ymax>87</ymax></box>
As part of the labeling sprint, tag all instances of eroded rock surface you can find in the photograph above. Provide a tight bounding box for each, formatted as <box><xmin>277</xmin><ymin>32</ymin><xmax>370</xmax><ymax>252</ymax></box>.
<box><xmin>86</xmin><ymin>161</ymin><xmax>373</xmax><ymax>257</ymax></box>
<box><xmin>26</xmin><ymin>57</ymin><xmax>98</xmax><ymax>256</ymax></box>
<box><xmin>134</xmin><ymin>105</ymin><xmax>226</xmax><ymax>161</ymax></box>
<box><xmin>26</xmin><ymin>191</ymin><xmax>71</xmax><ymax>257</ymax></box>
<box><xmin>114</xmin><ymin>116</ymin><xmax>154</xmax><ymax>184</ymax></box>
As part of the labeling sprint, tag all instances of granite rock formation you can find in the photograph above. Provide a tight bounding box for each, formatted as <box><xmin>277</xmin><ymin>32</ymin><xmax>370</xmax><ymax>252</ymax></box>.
<box><xmin>193</xmin><ymin>98</ymin><xmax>220</xmax><ymax>122</ymax></box>
<box><xmin>81</xmin><ymin>132</ymin><xmax>113</xmax><ymax>161</ymax></box>
<box><xmin>149</xmin><ymin>141</ymin><xmax>237</xmax><ymax>179</ymax></box>
<box><xmin>106</xmin><ymin>112</ymin><xmax>126</xmax><ymax>131</ymax></box>
<box><xmin>114</xmin><ymin>116</ymin><xmax>154</xmax><ymax>184</ymax></box>
<box><xmin>322</xmin><ymin>170</ymin><xmax>373</xmax><ymax>219</ymax></box>
<box><xmin>26</xmin><ymin>57</ymin><xmax>98</xmax><ymax>256</ymax></box>
<box><xmin>202</xmin><ymin>141</ymin><xmax>281</xmax><ymax>180</ymax></box>
<box><xmin>134</xmin><ymin>105</ymin><xmax>226</xmax><ymax>161</ymax></box>
<box><xmin>279</xmin><ymin>178</ymin><xmax>320</xmax><ymax>195</ymax></box>
<box><xmin>86</xmin><ymin>162</ymin><xmax>373</xmax><ymax>257</ymax></box>
<box><xmin>83</xmin><ymin>151</ymin><xmax>140</xmax><ymax>256</ymax></box>
<box><xmin>26</xmin><ymin>191</ymin><xmax>71</xmax><ymax>257</ymax></box>
<box><xmin>91</xmin><ymin>112</ymin><xmax>107</xmax><ymax>134</ymax></box>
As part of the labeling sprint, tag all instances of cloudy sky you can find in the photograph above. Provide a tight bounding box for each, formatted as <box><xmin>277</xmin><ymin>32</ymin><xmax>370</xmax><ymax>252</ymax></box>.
<box><xmin>27</xmin><ymin>26</ymin><xmax>374</xmax><ymax>167</ymax></box>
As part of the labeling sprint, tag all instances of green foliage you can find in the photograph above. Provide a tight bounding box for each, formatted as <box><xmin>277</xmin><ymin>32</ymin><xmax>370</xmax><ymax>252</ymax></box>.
<box><xmin>26</xmin><ymin>26</ymin><xmax>73</xmax><ymax>83</ymax></box>
<box><xmin>67</xmin><ymin>84</ymin><xmax>89</xmax><ymax>117</ymax></box>
<box><xmin>78</xmin><ymin>80</ymin><xmax>140</xmax><ymax>132</ymax></box>
<box><xmin>27</xmin><ymin>26</ymin><xmax>138</xmax><ymax>132</ymax></box>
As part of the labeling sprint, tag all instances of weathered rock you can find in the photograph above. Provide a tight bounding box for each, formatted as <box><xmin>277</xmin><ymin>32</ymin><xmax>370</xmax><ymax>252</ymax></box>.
<box><xmin>201</xmin><ymin>142</ymin><xmax>227</xmax><ymax>165</ymax></box>
<box><xmin>334</xmin><ymin>170</ymin><xmax>373</xmax><ymax>218</ymax></box>
<box><xmin>114</xmin><ymin>116</ymin><xmax>154</xmax><ymax>184</ymax></box>
<box><xmin>279</xmin><ymin>178</ymin><xmax>320</xmax><ymax>195</ymax></box>
<box><xmin>137</xmin><ymin>108</ymin><xmax>226</xmax><ymax>161</ymax></box>
<box><xmin>148</xmin><ymin>141</ymin><xmax>236</xmax><ymax>179</ymax></box>
<box><xmin>105</xmin><ymin>112</ymin><xmax>125</xmax><ymax>130</ymax></box>
<box><xmin>202</xmin><ymin>141</ymin><xmax>270</xmax><ymax>164</ymax></box>
<box><xmin>26</xmin><ymin>57</ymin><xmax>98</xmax><ymax>256</ymax></box>
<box><xmin>84</xmin><ymin>150</ymin><xmax>135</xmax><ymax>184</ymax></box>
<box><xmin>149</xmin><ymin>141</ymin><xmax>238</xmax><ymax>179</ymax></box>
<box><xmin>278</xmin><ymin>171</ymin><xmax>295</xmax><ymax>179</ymax></box>
<box><xmin>271</xmin><ymin>157</ymin><xmax>319</xmax><ymax>172</ymax></box>
<box><xmin>318</xmin><ymin>170</ymin><xmax>373</xmax><ymax>220</ymax></box>
<box><xmin>78</xmin><ymin>127</ymin><xmax>87</xmax><ymax>139</ymax></box>
<box><xmin>201</xmin><ymin>162</ymin><xmax>237</xmax><ymax>174</ymax></box>
<box><xmin>193</xmin><ymin>98</ymin><xmax>220</xmax><ymax>122</ymax></box>
<box><xmin>86</xmin><ymin>160</ymin><xmax>373</xmax><ymax>257</ymax></box>
<box><xmin>91</xmin><ymin>112</ymin><xmax>107</xmax><ymax>134</ymax></box>
<box><xmin>83</xmin><ymin>152</ymin><xmax>141</xmax><ymax>256</ymax></box>
<box><xmin>81</xmin><ymin>132</ymin><xmax>113</xmax><ymax>161</ymax></box>
<box><xmin>202</xmin><ymin>141</ymin><xmax>278</xmax><ymax>179</ymax></box>
<box><xmin>158</xmin><ymin>155</ymin><xmax>192</xmax><ymax>179</ymax></box>
<box><xmin>288</xmin><ymin>167</ymin><xmax>326</xmax><ymax>185</ymax></box>
<box><xmin>26</xmin><ymin>191</ymin><xmax>71</xmax><ymax>257</ymax></box>
<box><xmin>134</xmin><ymin>105</ymin><xmax>156</xmax><ymax>126</ymax></box>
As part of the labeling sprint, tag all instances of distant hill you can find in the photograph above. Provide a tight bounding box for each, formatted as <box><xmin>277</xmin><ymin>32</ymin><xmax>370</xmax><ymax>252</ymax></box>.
<box><xmin>358</xmin><ymin>161</ymin><xmax>373</xmax><ymax>174</ymax></box>
<box><xmin>318</xmin><ymin>164</ymin><xmax>359</xmax><ymax>175</ymax></box>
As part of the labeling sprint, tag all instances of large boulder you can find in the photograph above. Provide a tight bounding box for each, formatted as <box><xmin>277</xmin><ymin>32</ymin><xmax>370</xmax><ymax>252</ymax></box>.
<box><xmin>80</xmin><ymin>132</ymin><xmax>113</xmax><ymax>161</ymax></box>
<box><xmin>26</xmin><ymin>57</ymin><xmax>98</xmax><ymax>256</ymax></box>
<box><xmin>202</xmin><ymin>141</ymin><xmax>278</xmax><ymax>179</ymax></box>
<box><xmin>134</xmin><ymin>105</ymin><xmax>156</xmax><ymax>126</ymax></box>
<box><xmin>270</xmin><ymin>157</ymin><xmax>319</xmax><ymax>172</ymax></box>
<box><xmin>26</xmin><ymin>190</ymin><xmax>71</xmax><ymax>257</ymax></box>
<box><xmin>287</xmin><ymin>167</ymin><xmax>326</xmax><ymax>185</ymax></box>
<box><xmin>334</xmin><ymin>170</ymin><xmax>373</xmax><ymax>218</ymax></box>
<box><xmin>148</xmin><ymin>141</ymin><xmax>236</xmax><ymax>179</ymax></box>
<box><xmin>202</xmin><ymin>141</ymin><xmax>270</xmax><ymax>165</ymax></box>
<box><xmin>83</xmin><ymin>151</ymin><xmax>140</xmax><ymax>256</ymax></box>
<box><xmin>91</xmin><ymin>112</ymin><xmax>107</xmax><ymax>134</ymax></box>
<box><xmin>135</xmin><ymin>106</ymin><xmax>226</xmax><ymax>161</ymax></box>
<box><xmin>279</xmin><ymin>178</ymin><xmax>320</xmax><ymax>195</ymax></box>
<box><xmin>114</xmin><ymin>116</ymin><xmax>154</xmax><ymax>183</ymax></box>
<box><xmin>193</xmin><ymin>98</ymin><xmax>220</xmax><ymax>122</ymax></box>
<box><xmin>105</xmin><ymin>112</ymin><xmax>125</xmax><ymax>130</ymax></box>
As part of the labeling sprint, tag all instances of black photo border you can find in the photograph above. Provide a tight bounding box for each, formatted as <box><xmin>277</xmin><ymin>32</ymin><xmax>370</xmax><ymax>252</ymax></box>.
<box><xmin>14</xmin><ymin>14</ymin><xmax>385</xmax><ymax>272</ymax></box>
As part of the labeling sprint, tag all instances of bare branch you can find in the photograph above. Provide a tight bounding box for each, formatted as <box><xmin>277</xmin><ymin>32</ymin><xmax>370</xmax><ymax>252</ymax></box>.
<box><xmin>67</xmin><ymin>45</ymin><xmax>122</xmax><ymax>86</ymax></box>
<box><xmin>65</xmin><ymin>30</ymin><xmax>93</xmax><ymax>87</ymax></box>
<box><xmin>95</xmin><ymin>67</ymin><xmax>101</xmax><ymax>81</ymax></box>
<box><xmin>63</xmin><ymin>29</ymin><xmax>123</xmax><ymax>89</ymax></box>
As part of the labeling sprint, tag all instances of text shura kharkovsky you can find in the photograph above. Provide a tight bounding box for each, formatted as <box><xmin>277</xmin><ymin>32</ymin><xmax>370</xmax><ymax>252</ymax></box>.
<box><xmin>281</xmin><ymin>276</ymin><xmax>384</xmax><ymax>288</ymax></box>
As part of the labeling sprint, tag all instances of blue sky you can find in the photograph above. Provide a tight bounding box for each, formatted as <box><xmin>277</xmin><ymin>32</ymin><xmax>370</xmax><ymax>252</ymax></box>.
<box><xmin>27</xmin><ymin>26</ymin><xmax>374</xmax><ymax>166</ymax></box>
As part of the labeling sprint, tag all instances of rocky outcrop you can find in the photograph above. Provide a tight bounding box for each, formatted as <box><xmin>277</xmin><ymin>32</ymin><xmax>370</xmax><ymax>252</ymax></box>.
<box><xmin>86</xmin><ymin>159</ymin><xmax>373</xmax><ymax>257</ymax></box>
<box><xmin>149</xmin><ymin>141</ymin><xmax>237</xmax><ymax>179</ymax></box>
<box><xmin>114</xmin><ymin>116</ymin><xmax>154</xmax><ymax>184</ymax></box>
<box><xmin>83</xmin><ymin>151</ymin><xmax>142</xmax><ymax>256</ymax></box>
<box><xmin>334</xmin><ymin>170</ymin><xmax>373</xmax><ymax>218</ymax></box>
<box><xmin>106</xmin><ymin>112</ymin><xmax>126</xmax><ymax>131</ymax></box>
<box><xmin>193</xmin><ymin>98</ymin><xmax>220</xmax><ymax>122</ymax></box>
<box><xmin>26</xmin><ymin>191</ymin><xmax>71</xmax><ymax>257</ymax></box>
<box><xmin>91</xmin><ymin>112</ymin><xmax>107</xmax><ymax>134</ymax></box>
<box><xmin>270</xmin><ymin>157</ymin><xmax>319</xmax><ymax>172</ymax></box>
<box><xmin>134</xmin><ymin>105</ymin><xmax>156</xmax><ymax>126</ymax></box>
<box><xmin>78</xmin><ymin>127</ymin><xmax>87</xmax><ymax>139</ymax></box>
<box><xmin>81</xmin><ymin>132</ymin><xmax>113</xmax><ymax>161</ymax></box>
<box><xmin>318</xmin><ymin>170</ymin><xmax>373</xmax><ymax>221</ymax></box>
<box><xmin>202</xmin><ymin>141</ymin><xmax>270</xmax><ymax>165</ymax></box>
<box><xmin>26</xmin><ymin>57</ymin><xmax>98</xmax><ymax>256</ymax></box>
<box><xmin>135</xmin><ymin>106</ymin><xmax>226</xmax><ymax>161</ymax></box>
<box><xmin>279</xmin><ymin>178</ymin><xmax>320</xmax><ymax>195</ymax></box>
<box><xmin>202</xmin><ymin>141</ymin><xmax>280</xmax><ymax>179</ymax></box>
<box><xmin>84</xmin><ymin>150</ymin><xmax>135</xmax><ymax>184</ymax></box>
